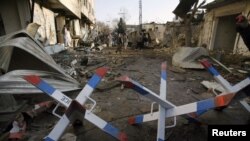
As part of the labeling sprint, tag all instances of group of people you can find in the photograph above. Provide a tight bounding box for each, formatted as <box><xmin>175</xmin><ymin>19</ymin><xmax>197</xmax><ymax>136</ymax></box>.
<box><xmin>61</xmin><ymin>14</ymin><xmax>249</xmax><ymax>53</ymax></box>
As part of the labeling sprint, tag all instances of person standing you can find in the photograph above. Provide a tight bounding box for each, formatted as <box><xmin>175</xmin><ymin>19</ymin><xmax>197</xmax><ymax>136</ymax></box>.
<box><xmin>116</xmin><ymin>33</ymin><xmax>123</xmax><ymax>53</ymax></box>
<box><xmin>123</xmin><ymin>34</ymin><xmax>128</xmax><ymax>50</ymax></box>
<box><xmin>108</xmin><ymin>33</ymin><xmax>113</xmax><ymax>47</ymax></box>
<box><xmin>236</xmin><ymin>14</ymin><xmax>250</xmax><ymax>50</ymax></box>
<box><xmin>63</xmin><ymin>25</ymin><xmax>72</xmax><ymax>47</ymax></box>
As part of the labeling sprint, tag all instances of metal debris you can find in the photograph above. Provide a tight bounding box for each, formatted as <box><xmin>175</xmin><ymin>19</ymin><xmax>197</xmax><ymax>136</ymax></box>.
<box><xmin>172</xmin><ymin>47</ymin><xmax>208</xmax><ymax>69</ymax></box>
<box><xmin>201</xmin><ymin>80</ymin><xmax>226</xmax><ymax>94</ymax></box>
<box><xmin>209</xmin><ymin>56</ymin><xmax>232</xmax><ymax>73</ymax></box>
<box><xmin>0</xmin><ymin>70</ymin><xmax>80</xmax><ymax>94</ymax></box>
<box><xmin>44</xmin><ymin>44</ymin><xmax>66</xmax><ymax>55</ymax></box>
<box><xmin>0</xmin><ymin>30</ymin><xmax>81</xmax><ymax>94</ymax></box>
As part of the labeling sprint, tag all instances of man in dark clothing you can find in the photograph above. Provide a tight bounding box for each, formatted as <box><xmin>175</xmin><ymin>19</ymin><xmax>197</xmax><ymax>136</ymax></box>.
<box><xmin>236</xmin><ymin>14</ymin><xmax>250</xmax><ymax>51</ymax></box>
<box><xmin>236</xmin><ymin>15</ymin><xmax>250</xmax><ymax>94</ymax></box>
<box><xmin>116</xmin><ymin>33</ymin><xmax>123</xmax><ymax>53</ymax></box>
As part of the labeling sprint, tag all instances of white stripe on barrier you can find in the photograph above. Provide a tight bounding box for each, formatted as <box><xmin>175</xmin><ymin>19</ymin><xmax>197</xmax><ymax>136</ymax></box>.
<box><xmin>157</xmin><ymin>63</ymin><xmax>167</xmax><ymax>141</ymax></box>
<box><xmin>214</xmin><ymin>75</ymin><xmax>232</xmax><ymax>92</ymax></box>
<box><xmin>85</xmin><ymin>111</ymin><xmax>107</xmax><ymax>129</ymax></box>
<box><xmin>52</xmin><ymin>90</ymin><xmax>72</xmax><ymax>107</ymax></box>
<box><xmin>160</xmin><ymin>78</ymin><xmax>166</xmax><ymax>97</ymax></box>
<box><xmin>232</xmin><ymin>78</ymin><xmax>250</xmax><ymax>93</ymax></box>
<box><xmin>75</xmin><ymin>84</ymin><xmax>93</xmax><ymax>104</ymax></box>
<box><xmin>46</xmin><ymin>115</ymin><xmax>70</xmax><ymax>141</ymax></box>
<box><xmin>173</xmin><ymin>103</ymin><xmax>197</xmax><ymax>116</ymax></box>
<box><xmin>143</xmin><ymin>112</ymin><xmax>159</xmax><ymax>122</ymax></box>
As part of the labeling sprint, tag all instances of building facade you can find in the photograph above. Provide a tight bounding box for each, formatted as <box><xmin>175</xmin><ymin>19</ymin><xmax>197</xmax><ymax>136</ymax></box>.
<box><xmin>0</xmin><ymin>0</ymin><xmax>95</xmax><ymax>46</ymax></box>
<box><xmin>199</xmin><ymin>0</ymin><xmax>250</xmax><ymax>56</ymax></box>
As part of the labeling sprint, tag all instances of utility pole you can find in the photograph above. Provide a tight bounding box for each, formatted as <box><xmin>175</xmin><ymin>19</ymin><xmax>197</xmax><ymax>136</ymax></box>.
<box><xmin>139</xmin><ymin>0</ymin><xmax>142</xmax><ymax>32</ymax></box>
<box><xmin>118</xmin><ymin>8</ymin><xmax>127</xmax><ymax>21</ymax></box>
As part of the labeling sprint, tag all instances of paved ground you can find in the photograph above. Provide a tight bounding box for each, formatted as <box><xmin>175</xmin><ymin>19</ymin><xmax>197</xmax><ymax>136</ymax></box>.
<box><xmin>8</xmin><ymin>47</ymin><xmax>250</xmax><ymax>141</ymax></box>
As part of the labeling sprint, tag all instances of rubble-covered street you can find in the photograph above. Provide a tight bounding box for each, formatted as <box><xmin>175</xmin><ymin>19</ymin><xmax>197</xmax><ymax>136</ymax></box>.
<box><xmin>3</xmin><ymin>47</ymin><xmax>248</xmax><ymax>141</ymax></box>
<box><xmin>0</xmin><ymin>0</ymin><xmax>250</xmax><ymax>141</ymax></box>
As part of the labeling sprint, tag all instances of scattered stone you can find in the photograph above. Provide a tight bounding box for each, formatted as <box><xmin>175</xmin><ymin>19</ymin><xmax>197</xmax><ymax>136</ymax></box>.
<box><xmin>60</xmin><ymin>133</ymin><xmax>77</xmax><ymax>141</ymax></box>
<box><xmin>201</xmin><ymin>81</ymin><xmax>225</xmax><ymax>93</ymax></box>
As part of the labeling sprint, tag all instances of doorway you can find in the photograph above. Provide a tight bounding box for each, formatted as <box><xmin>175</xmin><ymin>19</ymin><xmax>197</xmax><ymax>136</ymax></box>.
<box><xmin>213</xmin><ymin>14</ymin><xmax>239</xmax><ymax>53</ymax></box>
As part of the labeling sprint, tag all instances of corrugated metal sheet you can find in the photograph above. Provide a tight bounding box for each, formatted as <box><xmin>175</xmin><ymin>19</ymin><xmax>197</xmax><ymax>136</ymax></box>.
<box><xmin>0</xmin><ymin>70</ymin><xmax>80</xmax><ymax>94</ymax></box>
<box><xmin>0</xmin><ymin>30</ymin><xmax>81</xmax><ymax>94</ymax></box>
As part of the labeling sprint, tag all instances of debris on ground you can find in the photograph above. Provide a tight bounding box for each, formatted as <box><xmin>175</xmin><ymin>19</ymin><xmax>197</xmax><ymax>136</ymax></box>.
<box><xmin>0</xmin><ymin>30</ymin><xmax>81</xmax><ymax>94</ymax></box>
<box><xmin>239</xmin><ymin>97</ymin><xmax>250</xmax><ymax>112</ymax></box>
<box><xmin>201</xmin><ymin>80</ymin><xmax>225</xmax><ymax>94</ymax></box>
<box><xmin>172</xmin><ymin>47</ymin><xmax>208</xmax><ymax>69</ymax></box>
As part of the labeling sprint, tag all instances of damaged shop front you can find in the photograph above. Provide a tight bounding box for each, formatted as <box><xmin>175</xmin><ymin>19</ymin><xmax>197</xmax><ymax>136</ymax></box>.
<box><xmin>199</xmin><ymin>0</ymin><xmax>250</xmax><ymax>56</ymax></box>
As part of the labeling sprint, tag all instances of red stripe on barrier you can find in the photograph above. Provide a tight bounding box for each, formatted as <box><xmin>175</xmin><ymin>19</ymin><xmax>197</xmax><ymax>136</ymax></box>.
<box><xmin>116</xmin><ymin>76</ymin><xmax>130</xmax><ymax>81</ymax></box>
<box><xmin>96</xmin><ymin>67</ymin><xmax>108</xmax><ymax>78</ymax></box>
<box><xmin>116</xmin><ymin>76</ymin><xmax>134</xmax><ymax>88</ymax></box>
<box><xmin>128</xmin><ymin>117</ymin><xmax>136</xmax><ymax>125</ymax></box>
<box><xmin>200</xmin><ymin>59</ymin><xmax>212</xmax><ymax>69</ymax></box>
<box><xmin>24</xmin><ymin>75</ymin><xmax>41</xmax><ymax>85</ymax></box>
<box><xmin>161</xmin><ymin>62</ymin><xmax>167</xmax><ymax>70</ymax></box>
<box><xmin>123</xmin><ymin>81</ymin><xmax>134</xmax><ymax>88</ymax></box>
<box><xmin>215</xmin><ymin>93</ymin><xmax>235</xmax><ymax>107</ymax></box>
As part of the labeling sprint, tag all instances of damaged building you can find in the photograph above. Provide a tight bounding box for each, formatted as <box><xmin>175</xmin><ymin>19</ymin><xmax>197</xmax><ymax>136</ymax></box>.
<box><xmin>0</xmin><ymin>0</ymin><xmax>95</xmax><ymax>47</ymax></box>
<box><xmin>200</xmin><ymin>0</ymin><xmax>250</xmax><ymax>56</ymax></box>
<box><xmin>0</xmin><ymin>0</ymin><xmax>97</xmax><ymax>95</ymax></box>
